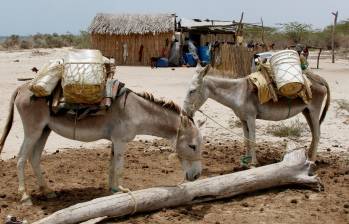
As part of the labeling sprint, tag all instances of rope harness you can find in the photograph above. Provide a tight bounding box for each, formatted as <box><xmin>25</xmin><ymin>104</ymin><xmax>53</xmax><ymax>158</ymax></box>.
<box><xmin>197</xmin><ymin>109</ymin><xmax>257</xmax><ymax>146</ymax></box>
<box><xmin>197</xmin><ymin>109</ymin><xmax>257</xmax><ymax>167</ymax></box>
<box><xmin>287</xmin><ymin>97</ymin><xmax>292</xmax><ymax>118</ymax></box>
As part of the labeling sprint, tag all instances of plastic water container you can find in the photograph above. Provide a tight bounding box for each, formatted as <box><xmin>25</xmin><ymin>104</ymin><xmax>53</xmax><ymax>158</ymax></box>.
<box><xmin>156</xmin><ymin>57</ymin><xmax>169</xmax><ymax>67</ymax></box>
<box><xmin>269</xmin><ymin>50</ymin><xmax>304</xmax><ymax>96</ymax></box>
<box><xmin>198</xmin><ymin>46</ymin><xmax>210</xmax><ymax>63</ymax></box>
<box><xmin>184</xmin><ymin>53</ymin><xmax>196</xmax><ymax>66</ymax></box>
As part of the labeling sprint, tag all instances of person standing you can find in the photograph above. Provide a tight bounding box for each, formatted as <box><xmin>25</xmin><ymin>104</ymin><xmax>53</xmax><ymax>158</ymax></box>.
<box><xmin>295</xmin><ymin>44</ymin><xmax>308</xmax><ymax>70</ymax></box>
<box><xmin>183</xmin><ymin>37</ymin><xmax>200</xmax><ymax>66</ymax></box>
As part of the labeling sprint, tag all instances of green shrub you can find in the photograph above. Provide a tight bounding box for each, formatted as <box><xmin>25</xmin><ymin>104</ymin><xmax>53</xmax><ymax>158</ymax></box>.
<box><xmin>73</xmin><ymin>31</ymin><xmax>91</xmax><ymax>49</ymax></box>
<box><xmin>20</xmin><ymin>40</ymin><xmax>33</xmax><ymax>49</ymax></box>
<box><xmin>2</xmin><ymin>35</ymin><xmax>20</xmax><ymax>49</ymax></box>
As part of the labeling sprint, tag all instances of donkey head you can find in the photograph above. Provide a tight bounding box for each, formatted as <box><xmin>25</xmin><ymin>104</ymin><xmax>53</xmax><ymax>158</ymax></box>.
<box><xmin>174</xmin><ymin>115</ymin><xmax>204</xmax><ymax>181</ymax></box>
<box><xmin>183</xmin><ymin>64</ymin><xmax>210</xmax><ymax>117</ymax></box>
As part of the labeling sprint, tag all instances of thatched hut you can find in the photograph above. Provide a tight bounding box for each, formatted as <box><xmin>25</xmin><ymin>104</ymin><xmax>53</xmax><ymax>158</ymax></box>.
<box><xmin>89</xmin><ymin>13</ymin><xmax>175</xmax><ymax>66</ymax></box>
<box><xmin>89</xmin><ymin>13</ymin><xmax>255</xmax><ymax>77</ymax></box>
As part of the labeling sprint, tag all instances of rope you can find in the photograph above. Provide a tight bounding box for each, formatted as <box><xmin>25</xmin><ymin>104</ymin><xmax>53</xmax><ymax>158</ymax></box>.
<box><xmin>287</xmin><ymin>97</ymin><xmax>292</xmax><ymax>118</ymax></box>
<box><xmin>73</xmin><ymin>112</ymin><xmax>78</xmax><ymax>140</ymax></box>
<box><xmin>116</xmin><ymin>185</ymin><xmax>138</xmax><ymax>215</ymax></box>
<box><xmin>197</xmin><ymin>109</ymin><xmax>257</xmax><ymax>146</ymax></box>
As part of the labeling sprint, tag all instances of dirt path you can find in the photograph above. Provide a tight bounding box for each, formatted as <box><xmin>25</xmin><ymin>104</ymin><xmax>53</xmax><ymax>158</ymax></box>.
<box><xmin>0</xmin><ymin>140</ymin><xmax>348</xmax><ymax>224</ymax></box>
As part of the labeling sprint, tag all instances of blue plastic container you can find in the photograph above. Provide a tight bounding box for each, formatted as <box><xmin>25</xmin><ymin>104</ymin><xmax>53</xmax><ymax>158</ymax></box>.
<box><xmin>198</xmin><ymin>46</ymin><xmax>210</xmax><ymax>63</ymax></box>
<box><xmin>156</xmin><ymin>57</ymin><xmax>169</xmax><ymax>67</ymax></box>
<box><xmin>184</xmin><ymin>53</ymin><xmax>196</xmax><ymax>66</ymax></box>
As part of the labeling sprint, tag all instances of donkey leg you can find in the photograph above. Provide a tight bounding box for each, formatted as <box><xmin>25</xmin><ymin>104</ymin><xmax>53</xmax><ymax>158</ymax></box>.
<box><xmin>29</xmin><ymin>127</ymin><xmax>56</xmax><ymax>198</ymax></box>
<box><xmin>302</xmin><ymin>110</ymin><xmax>320</xmax><ymax>161</ymax></box>
<box><xmin>246</xmin><ymin>118</ymin><xmax>258</xmax><ymax>166</ymax></box>
<box><xmin>240</xmin><ymin>120</ymin><xmax>252</xmax><ymax>166</ymax></box>
<box><xmin>109</xmin><ymin>143</ymin><xmax>115</xmax><ymax>190</ymax></box>
<box><xmin>109</xmin><ymin>140</ymin><xmax>126</xmax><ymax>193</ymax></box>
<box><xmin>241</xmin><ymin>120</ymin><xmax>249</xmax><ymax>149</ymax></box>
<box><xmin>17</xmin><ymin>132</ymin><xmax>42</xmax><ymax>205</ymax></box>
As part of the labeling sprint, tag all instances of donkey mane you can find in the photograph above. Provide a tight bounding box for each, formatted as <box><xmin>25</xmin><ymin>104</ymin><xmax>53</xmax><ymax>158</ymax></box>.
<box><xmin>134</xmin><ymin>91</ymin><xmax>181</xmax><ymax>115</ymax></box>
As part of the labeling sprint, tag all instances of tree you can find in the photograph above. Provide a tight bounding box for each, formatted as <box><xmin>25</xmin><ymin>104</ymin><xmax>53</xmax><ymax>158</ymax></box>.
<box><xmin>3</xmin><ymin>35</ymin><xmax>20</xmax><ymax>49</ymax></box>
<box><xmin>282</xmin><ymin>22</ymin><xmax>313</xmax><ymax>44</ymax></box>
<box><xmin>73</xmin><ymin>30</ymin><xmax>91</xmax><ymax>49</ymax></box>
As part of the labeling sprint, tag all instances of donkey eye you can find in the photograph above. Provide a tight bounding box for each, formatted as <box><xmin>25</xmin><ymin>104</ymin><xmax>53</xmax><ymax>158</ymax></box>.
<box><xmin>188</xmin><ymin>144</ymin><xmax>197</xmax><ymax>151</ymax></box>
<box><xmin>189</xmin><ymin>89</ymin><xmax>196</xmax><ymax>94</ymax></box>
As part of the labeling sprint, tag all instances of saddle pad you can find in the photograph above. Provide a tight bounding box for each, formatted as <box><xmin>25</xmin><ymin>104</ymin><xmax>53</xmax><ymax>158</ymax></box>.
<box><xmin>52</xmin><ymin>79</ymin><xmax>127</xmax><ymax>119</ymax></box>
<box><xmin>248</xmin><ymin>72</ymin><xmax>273</xmax><ymax>104</ymax></box>
<box><xmin>248</xmin><ymin>72</ymin><xmax>312</xmax><ymax>104</ymax></box>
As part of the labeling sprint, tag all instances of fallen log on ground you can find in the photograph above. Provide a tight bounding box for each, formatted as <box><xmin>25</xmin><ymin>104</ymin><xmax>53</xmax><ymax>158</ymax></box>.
<box><xmin>33</xmin><ymin>143</ymin><xmax>321</xmax><ymax>224</ymax></box>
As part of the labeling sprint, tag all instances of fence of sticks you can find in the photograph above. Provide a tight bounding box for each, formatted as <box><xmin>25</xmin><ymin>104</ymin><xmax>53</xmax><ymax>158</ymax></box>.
<box><xmin>209</xmin><ymin>44</ymin><xmax>255</xmax><ymax>78</ymax></box>
<box><xmin>91</xmin><ymin>32</ymin><xmax>173</xmax><ymax>66</ymax></box>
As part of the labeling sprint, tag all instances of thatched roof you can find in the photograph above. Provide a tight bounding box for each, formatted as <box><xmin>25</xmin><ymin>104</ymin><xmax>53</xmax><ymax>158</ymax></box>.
<box><xmin>89</xmin><ymin>13</ymin><xmax>175</xmax><ymax>35</ymax></box>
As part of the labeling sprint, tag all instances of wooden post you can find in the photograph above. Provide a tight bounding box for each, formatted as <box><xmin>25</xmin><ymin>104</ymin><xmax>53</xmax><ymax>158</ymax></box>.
<box><xmin>331</xmin><ymin>11</ymin><xmax>338</xmax><ymax>63</ymax></box>
<box><xmin>260</xmin><ymin>17</ymin><xmax>270</xmax><ymax>51</ymax></box>
<box><xmin>236</xmin><ymin>12</ymin><xmax>244</xmax><ymax>45</ymax></box>
<box><xmin>33</xmin><ymin>144</ymin><xmax>321</xmax><ymax>224</ymax></box>
<box><xmin>317</xmin><ymin>48</ymin><xmax>322</xmax><ymax>69</ymax></box>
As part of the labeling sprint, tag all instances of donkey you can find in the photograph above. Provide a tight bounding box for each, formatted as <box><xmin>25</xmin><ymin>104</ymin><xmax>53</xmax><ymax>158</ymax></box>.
<box><xmin>183</xmin><ymin>64</ymin><xmax>330</xmax><ymax>166</ymax></box>
<box><xmin>0</xmin><ymin>84</ymin><xmax>203</xmax><ymax>205</ymax></box>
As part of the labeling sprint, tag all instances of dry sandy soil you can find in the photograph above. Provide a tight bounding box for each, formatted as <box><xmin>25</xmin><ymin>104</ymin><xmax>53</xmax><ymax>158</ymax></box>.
<box><xmin>0</xmin><ymin>48</ymin><xmax>348</xmax><ymax>223</ymax></box>
<box><xmin>0</xmin><ymin>140</ymin><xmax>348</xmax><ymax>223</ymax></box>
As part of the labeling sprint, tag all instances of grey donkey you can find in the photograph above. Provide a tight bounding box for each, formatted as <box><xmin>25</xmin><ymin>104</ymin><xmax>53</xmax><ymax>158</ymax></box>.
<box><xmin>183</xmin><ymin>64</ymin><xmax>330</xmax><ymax>166</ymax></box>
<box><xmin>0</xmin><ymin>84</ymin><xmax>204</xmax><ymax>205</ymax></box>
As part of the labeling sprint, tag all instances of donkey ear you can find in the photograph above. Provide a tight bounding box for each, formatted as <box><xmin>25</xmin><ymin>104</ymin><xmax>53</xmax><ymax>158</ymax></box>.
<box><xmin>180</xmin><ymin>116</ymin><xmax>191</xmax><ymax>129</ymax></box>
<box><xmin>195</xmin><ymin>63</ymin><xmax>203</xmax><ymax>74</ymax></box>
<box><xmin>202</xmin><ymin>64</ymin><xmax>211</xmax><ymax>76</ymax></box>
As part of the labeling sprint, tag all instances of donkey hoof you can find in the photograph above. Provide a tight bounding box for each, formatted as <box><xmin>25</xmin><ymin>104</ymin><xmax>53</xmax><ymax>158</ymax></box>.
<box><xmin>110</xmin><ymin>187</ymin><xmax>120</xmax><ymax>194</ymax></box>
<box><xmin>21</xmin><ymin>195</ymin><xmax>33</xmax><ymax>206</ymax></box>
<box><xmin>240</xmin><ymin>155</ymin><xmax>258</xmax><ymax>168</ymax></box>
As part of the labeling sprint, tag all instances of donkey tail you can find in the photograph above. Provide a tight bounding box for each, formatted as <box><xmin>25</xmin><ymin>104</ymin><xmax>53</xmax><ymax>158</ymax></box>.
<box><xmin>0</xmin><ymin>87</ymin><xmax>19</xmax><ymax>154</ymax></box>
<box><xmin>305</xmin><ymin>71</ymin><xmax>330</xmax><ymax>125</ymax></box>
<box><xmin>319</xmin><ymin>78</ymin><xmax>330</xmax><ymax>125</ymax></box>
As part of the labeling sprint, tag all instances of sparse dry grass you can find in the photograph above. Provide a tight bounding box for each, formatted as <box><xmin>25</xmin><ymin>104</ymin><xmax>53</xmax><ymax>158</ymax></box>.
<box><xmin>229</xmin><ymin>119</ymin><xmax>242</xmax><ymax>128</ymax></box>
<box><xmin>336</xmin><ymin>99</ymin><xmax>349</xmax><ymax>113</ymax></box>
<box><xmin>267</xmin><ymin>119</ymin><xmax>306</xmax><ymax>138</ymax></box>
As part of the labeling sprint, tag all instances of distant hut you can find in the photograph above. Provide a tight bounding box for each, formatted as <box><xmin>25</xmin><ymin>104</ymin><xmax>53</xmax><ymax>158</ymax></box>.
<box><xmin>178</xmin><ymin>18</ymin><xmax>237</xmax><ymax>46</ymax></box>
<box><xmin>89</xmin><ymin>13</ymin><xmax>175</xmax><ymax>66</ymax></box>
<box><xmin>178</xmin><ymin>18</ymin><xmax>255</xmax><ymax>78</ymax></box>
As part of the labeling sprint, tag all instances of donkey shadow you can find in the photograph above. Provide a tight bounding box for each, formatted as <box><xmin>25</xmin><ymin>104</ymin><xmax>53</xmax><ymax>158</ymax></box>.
<box><xmin>31</xmin><ymin>187</ymin><xmax>110</xmax><ymax>214</ymax></box>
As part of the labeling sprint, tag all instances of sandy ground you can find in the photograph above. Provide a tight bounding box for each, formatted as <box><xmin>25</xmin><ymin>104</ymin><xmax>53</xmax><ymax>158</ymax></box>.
<box><xmin>0</xmin><ymin>140</ymin><xmax>348</xmax><ymax>223</ymax></box>
<box><xmin>0</xmin><ymin>48</ymin><xmax>348</xmax><ymax>159</ymax></box>
<box><xmin>0</xmin><ymin>48</ymin><xmax>348</xmax><ymax>223</ymax></box>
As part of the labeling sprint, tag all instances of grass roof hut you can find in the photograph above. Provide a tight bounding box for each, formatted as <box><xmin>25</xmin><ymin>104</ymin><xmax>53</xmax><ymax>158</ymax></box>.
<box><xmin>89</xmin><ymin>13</ymin><xmax>175</xmax><ymax>66</ymax></box>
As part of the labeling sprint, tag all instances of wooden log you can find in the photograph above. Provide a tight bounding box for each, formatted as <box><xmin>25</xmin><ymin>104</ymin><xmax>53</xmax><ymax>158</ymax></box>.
<box><xmin>33</xmin><ymin>143</ymin><xmax>320</xmax><ymax>224</ymax></box>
